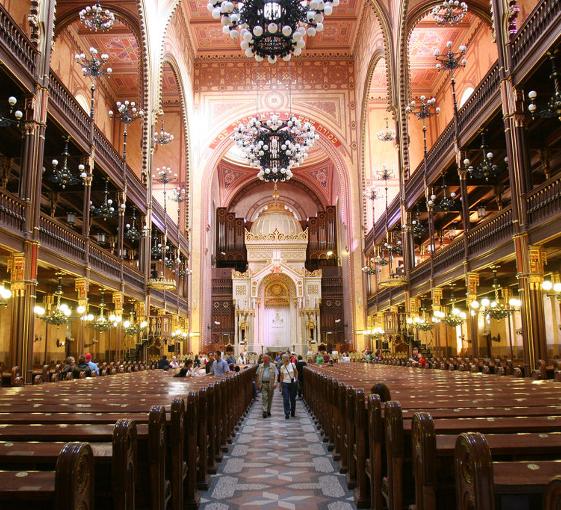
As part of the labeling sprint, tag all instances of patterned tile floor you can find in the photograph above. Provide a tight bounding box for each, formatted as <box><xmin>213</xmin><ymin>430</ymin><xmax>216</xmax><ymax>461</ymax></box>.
<box><xmin>199</xmin><ymin>391</ymin><xmax>357</xmax><ymax>510</ymax></box>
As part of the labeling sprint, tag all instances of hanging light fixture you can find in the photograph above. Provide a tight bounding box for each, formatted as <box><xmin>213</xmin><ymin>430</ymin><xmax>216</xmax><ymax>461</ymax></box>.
<box><xmin>232</xmin><ymin>113</ymin><xmax>318</xmax><ymax>182</ymax></box>
<box><xmin>464</xmin><ymin>131</ymin><xmax>503</xmax><ymax>182</ymax></box>
<box><xmin>43</xmin><ymin>275</ymin><xmax>72</xmax><ymax>326</ymax></box>
<box><xmin>527</xmin><ymin>50</ymin><xmax>561</xmax><ymax>122</ymax></box>
<box><xmin>92</xmin><ymin>290</ymin><xmax>111</xmax><ymax>331</ymax></box>
<box><xmin>125</xmin><ymin>206</ymin><xmax>142</xmax><ymax>243</ymax></box>
<box><xmin>472</xmin><ymin>267</ymin><xmax>518</xmax><ymax>320</ymax></box>
<box><xmin>411</xmin><ymin>208</ymin><xmax>427</xmax><ymax>240</ymax></box>
<box><xmin>152</xmin><ymin>118</ymin><xmax>174</xmax><ymax>146</ymax></box>
<box><xmin>91</xmin><ymin>179</ymin><xmax>116</xmax><ymax>220</ymax></box>
<box><xmin>49</xmin><ymin>137</ymin><xmax>85</xmax><ymax>189</ymax></box>
<box><xmin>376</xmin><ymin>117</ymin><xmax>396</xmax><ymax>142</ymax></box>
<box><xmin>209</xmin><ymin>0</ymin><xmax>339</xmax><ymax>62</ymax></box>
<box><xmin>0</xmin><ymin>97</ymin><xmax>23</xmax><ymax>128</ymax></box>
<box><xmin>442</xmin><ymin>289</ymin><xmax>466</xmax><ymax>326</ymax></box>
<box><xmin>433</xmin><ymin>174</ymin><xmax>458</xmax><ymax>212</ymax></box>
<box><xmin>431</xmin><ymin>0</ymin><xmax>468</xmax><ymax>25</ymax></box>
<box><xmin>79</xmin><ymin>1</ymin><xmax>116</xmax><ymax>32</ymax></box>
<box><xmin>75</xmin><ymin>47</ymin><xmax>112</xmax><ymax>79</ymax></box>
<box><xmin>362</xmin><ymin>257</ymin><xmax>378</xmax><ymax>275</ymax></box>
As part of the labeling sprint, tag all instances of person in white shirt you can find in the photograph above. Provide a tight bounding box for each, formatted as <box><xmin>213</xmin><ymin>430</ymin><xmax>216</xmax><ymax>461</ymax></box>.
<box><xmin>341</xmin><ymin>352</ymin><xmax>351</xmax><ymax>363</ymax></box>
<box><xmin>169</xmin><ymin>356</ymin><xmax>180</xmax><ymax>369</ymax></box>
<box><xmin>279</xmin><ymin>353</ymin><xmax>298</xmax><ymax>419</ymax></box>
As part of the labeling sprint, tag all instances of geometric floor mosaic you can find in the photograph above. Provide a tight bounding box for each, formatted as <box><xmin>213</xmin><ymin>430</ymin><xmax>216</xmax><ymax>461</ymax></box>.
<box><xmin>199</xmin><ymin>390</ymin><xmax>357</xmax><ymax>509</ymax></box>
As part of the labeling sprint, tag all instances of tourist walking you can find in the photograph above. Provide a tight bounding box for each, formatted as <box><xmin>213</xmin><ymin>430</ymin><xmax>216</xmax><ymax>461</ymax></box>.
<box><xmin>279</xmin><ymin>353</ymin><xmax>298</xmax><ymax>419</ymax></box>
<box><xmin>256</xmin><ymin>354</ymin><xmax>278</xmax><ymax>418</ymax></box>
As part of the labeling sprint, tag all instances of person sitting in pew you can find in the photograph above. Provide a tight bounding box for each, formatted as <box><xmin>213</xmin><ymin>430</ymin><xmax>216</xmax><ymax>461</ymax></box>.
<box><xmin>61</xmin><ymin>356</ymin><xmax>75</xmax><ymax>378</ymax></box>
<box><xmin>84</xmin><ymin>352</ymin><xmax>99</xmax><ymax>375</ymax></box>
<box><xmin>174</xmin><ymin>359</ymin><xmax>194</xmax><ymax>377</ymax></box>
<box><xmin>72</xmin><ymin>355</ymin><xmax>92</xmax><ymax>378</ymax></box>
<box><xmin>211</xmin><ymin>351</ymin><xmax>230</xmax><ymax>376</ymax></box>
<box><xmin>409</xmin><ymin>346</ymin><xmax>427</xmax><ymax>367</ymax></box>
<box><xmin>158</xmin><ymin>354</ymin><xmax>171</xmax><ymax>370</ymax></box>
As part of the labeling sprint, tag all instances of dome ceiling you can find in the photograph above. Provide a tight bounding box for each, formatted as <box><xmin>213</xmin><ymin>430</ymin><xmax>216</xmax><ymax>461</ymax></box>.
<box><xmin>250</xmin><ymin>204</ymin><xmax>303</xmax><ymax>236</ymax></box>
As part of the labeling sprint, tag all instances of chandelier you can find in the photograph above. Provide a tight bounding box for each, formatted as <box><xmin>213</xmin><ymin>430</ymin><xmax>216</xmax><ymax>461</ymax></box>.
<box><xmin>407</xmin><ymin>312</ymin><xmax>434</xmax><ymax>332</ymax></box>
<box><xmin>470</xmin><ymin>268</ymin><xmax>521</xmax><ymax>320</ymax></box>
<box><xmin>153</xmin><ymin>119</ymin><xmax>174</xmax><ymax>146</ymax></box>
<box><xmin>464</xmin><ymin>131</ymin><xmax>503</xmax><ymax>182</ymax></box>
<box><xmin>91</xmin><ymin>179</ymin><xmax>116</xmax><ymax>220</ymax></box>
<box><xmin>43</xmin><ymin>275</ymin><xmax>72</xmax><ymax>326</ymax></box>
<box><xmin>527</xmin><ymin>51</ymin><xmax>561</xmax><ymax>122</ymax></box>
<box><xmin>75</xmin><ymin>47</ymin><xmax>112</xmax><ymax>79</ymax></box>
<box><xmin>377</xmin><ymin>117</ymin><xmax>396</xmax><ymax>142</ymax></box>
<box><xmin>232</xmin><ymin>113</ymin><xmax>318</xmax><ymax>182</ymax></box>
<box><xmin>0</xmin><ymin>97</ymin><xmax>23</xmax><ymax>128</ymax></box>
<box><xmin>362</xmin><ymin>257</ymin><xmax>378</xmax><ymax>275</ymax></box>
<box><xmin>80</xmin><ymin>1</ymin><xmax>116</xmax><ymax>32</ymax></box>
<box><xmin>125</xmin><ymin>206</ymin><xmax>142</xmax><ymax>243</ymax></box>
<box><xmin>49</xmin><ymin>137</ymin><xmax>84</xmax><ymax>189</ymax></box>
<box><xmin>209</xmin><ymin>0</ymin><xmax>338</xmax><ymax>62</ymax></box>
<box><xmin>431</xmin><ymin>0</ymin><xmax>468</xmax><ymax>25</ymax></box>
<box><xmin>411</xmin><ymin>208</ymin><xmax>427</xmax><ymax>240</ymax></box>
<box><xmin>428</xmin><ymin>175</ymin><xmax>457</xmax><ymax>212</ymax></box>
<box><xmin>92</xmin><ymin>290</ymin><xmax>112</xmax><ymax>331</ymax></box>
<box><xmin>442</xmin><ymin>290</ymin><xmax>466</xmax><ymax>326</ymax></box>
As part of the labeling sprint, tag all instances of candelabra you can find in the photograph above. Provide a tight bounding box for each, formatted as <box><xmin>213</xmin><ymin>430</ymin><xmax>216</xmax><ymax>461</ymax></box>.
<box><xmin>0</xmin><ymin>96</ymin><xmax>23</xmax><ymax>128</ymax></box>
<box><xmin>125</xmin><ymin>206</ymin><xmax>142</xmax><ymax>243</ymax></box>
<box><xmin>470</xmin><ymin>268</ymin><xmax>521</xmax><ymax>320</ymax></box>
<box><xmin>377</xmin><ymin>117</ymin><xmax>396</xmax><ymax>142</ymax></box>
<box><xmin>434</xmin><ymin>41</ymin><xmax>467</xmax><ymax>116</ymax></box>
<box><xmin>362</xmin><ymin>257</ymin><xmax>378</xmax><ymax>275</ymax></box>
<box><xmin>79</xmin><ymin>1</ymin><xmax>116</xmax><ymax>32</ymax></box>
<box><xmin>75</xmin><ymin>47</ymin><xmax>112</xmax><ymax>120</ymax></box>
<box><xmin>431</xmin><ymin>0</ymin><xmax>468</xmax><ymax>25</ymax></box>
<box><xmin>411</xmin><ymin>208</ymin><xmax>427</xmax><ymax>241</ymax></box>
<box><xmin>442</xmin><ymin>289</ymin><xmax>466</xmax><ymax>327</ymax></box>
<box><xmin>90</xmin><ymin>179</ymin><xmax>116</xmax><ymax>220</ymax></box>
<box><xmin>463</xmin><ymin>131</ymin><xmax>503</xmax><ymax>182</ymax></box>
<box><xmin>109</xmin><ymin>100</ymin><xmax>144</xmax><ymax>161</ymax></box>
<box><xmin>429</xmin><ymin>174</ymin><xmax>458</xmax><ymax>212</ymax></box>
<box><xmin>527</xmin><ymin>50</ymin><xmax>561</xmax><ymax>122</ymax></box>
<box><xmin>153</xmin><ymin>118</ymin><xmax>174</xmax><ymax>146</ymax></box>
<box><xmin>48</xmin><ymin>137</ymin><xmax>85</xmax><ymax>189</ymax></box>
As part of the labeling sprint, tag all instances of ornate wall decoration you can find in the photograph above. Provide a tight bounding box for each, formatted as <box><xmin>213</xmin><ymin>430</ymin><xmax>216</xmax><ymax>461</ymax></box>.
<box><xmin>245</xmin><ymin>228</ymin><xmax>309</xmax><ymax>242</ymax></box>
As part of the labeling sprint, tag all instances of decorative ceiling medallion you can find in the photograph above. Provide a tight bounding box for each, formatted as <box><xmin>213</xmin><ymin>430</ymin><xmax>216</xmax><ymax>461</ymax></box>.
<box><xmin>208</xmin><ymin>0</ymin><xmax>340</xmax><ymax>62</ymax></box>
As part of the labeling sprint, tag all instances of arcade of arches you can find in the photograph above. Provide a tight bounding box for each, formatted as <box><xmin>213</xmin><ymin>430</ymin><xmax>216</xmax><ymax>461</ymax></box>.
<box><xmin>0</xmin><ymin>0</ymin><xmax>560</xmax><ymax>507</ymax></box>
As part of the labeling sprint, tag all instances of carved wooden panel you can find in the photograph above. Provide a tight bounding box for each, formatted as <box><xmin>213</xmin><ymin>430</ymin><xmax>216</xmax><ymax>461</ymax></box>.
<box><xmin>210</xmin><ymin>268</ymin><xmax>235</xmax><ymax>347</ymax></box>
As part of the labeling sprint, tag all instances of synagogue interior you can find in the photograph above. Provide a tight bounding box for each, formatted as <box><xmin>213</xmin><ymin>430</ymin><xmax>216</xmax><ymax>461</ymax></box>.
<box><xmin>0</xmin><ymin>0</ymin><xmax>559</xmax><ymax>508</ymax></box>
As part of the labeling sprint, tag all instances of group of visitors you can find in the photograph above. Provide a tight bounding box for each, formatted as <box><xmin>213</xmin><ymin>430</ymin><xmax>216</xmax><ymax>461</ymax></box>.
<box><xmin>157</xmin><ymin>349</ymin><xmax>249</xmax><ymax>377</ymax></box>
<box><xmin>61</xmin><ymin>353</ymin><xmax>99</xmax><ymax>378</ymax></box>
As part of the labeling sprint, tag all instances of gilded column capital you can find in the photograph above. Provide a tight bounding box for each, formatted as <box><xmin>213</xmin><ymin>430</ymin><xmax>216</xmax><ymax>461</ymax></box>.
<box><xmin>528</xmin><ymin>245</ymin><xmax>547</xmax><ymax>275</ymax></box>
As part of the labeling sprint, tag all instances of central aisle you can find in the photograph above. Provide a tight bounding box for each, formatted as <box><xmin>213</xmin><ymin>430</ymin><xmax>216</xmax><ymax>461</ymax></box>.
<box><xmin>200</xmin><ymin>390</ymin><xmax>357</xmax><ymax>509</ymax></box>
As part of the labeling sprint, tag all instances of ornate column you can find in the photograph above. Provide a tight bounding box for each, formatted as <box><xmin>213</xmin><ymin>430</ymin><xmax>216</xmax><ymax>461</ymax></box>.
<box><xmin>75</xmin><ymin>278</ymin><xmax>89</xmax><ymax>357</ymax></box>
<box><xmin>518</xmin><ymin>246</ymin><xmax>547</xmax><ymax>369</ymax></box>
<box><xmin>113</xmin><ymin>292</ymin><xmax>124</xmax><ymax>360</ymax></box>
<box><xmin>7</xmin><ymin>253</ymin><xmax>35</xmax><ymax>381</ymax></box>
<box><xmin>118</xmin><ymin>191</ymin><xmax>126</xmax><ymax>259</ymax></box>
<box><xmin>432</xmin><ymin>287</ymin><xmax>443</xmax><ymax>353</ymax></box>
<box><xmin>465</xmin><ymin>272</ymin><xmax>480</xmax><ymax>356</ymax></box>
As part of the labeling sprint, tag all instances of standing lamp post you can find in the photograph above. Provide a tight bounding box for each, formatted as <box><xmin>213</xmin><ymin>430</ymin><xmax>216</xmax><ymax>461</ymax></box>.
<box><xmin>405</xmin><ymin>97</ymin><xmax>440</xmax><ymax>274</ymax></box>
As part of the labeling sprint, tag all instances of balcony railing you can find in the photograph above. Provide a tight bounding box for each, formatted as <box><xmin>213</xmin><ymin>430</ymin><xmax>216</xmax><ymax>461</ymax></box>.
<box><xmin>365</xmin><ymin>195</ymin><xmax>401</xmax><ymax>251</ymax></box>
<box><xmin>527</xmin><ymin>173</ymin><xmax>561</xmax><ymax>227</ymax></box>
<box><xmin>433</xmin><ymin>236</ymin><xmax>465</xmax><ymax>277</ymax></box>
<box><xmin>39</xmin><ymin>214</ymin><xmax>86</xmax><ymax>261</ymax></box>
<box><xmin>126</xmin><ymin>167</ymin><xmax>147</xmax><ymax>214</ymax></box>
<box><xmin>89</xmin><ymin>243</ymin><xmax>122</xmax><ymax>280</ymax></box>
<box><xmin>48</xmin><ymin>71</ymin><xmax>91</xmax><ymax>148</ymax></box>
<box><xmin>93</xmin><ymin>125</ymin><xmax>125</xmax><ymax>186</ymax></box>
<box><xmin>409</xmin><ymin>259</ymin><xmax>431</xmax><ymax>289</ymax></box>
<box><xmin>0</xmin><ymin>190</ymin><xmax>25</xmax><ymax>233</ymax></box>
<box><xmin>467</xmin><ymin>207</ymin><xmax>513</xmax><ymax>258</ymax></box>
<box><xmin>457</xmin><ymin>61</ymin><xmax>500</xmax><ymax>140</ymax></box>
<box><xmin>123</xmin><ymin>264</ymin><xmax>145</xmax><ymax>291</ymax></box>
<box><xmin>0</xmin><ymin>4</ymin><xmax>37</xmax><ymax>89</ymax></box>
<box><xmin>511</xmin><ymin>0</ymin><xmax>561</xmax><ymax>76</ymax></box>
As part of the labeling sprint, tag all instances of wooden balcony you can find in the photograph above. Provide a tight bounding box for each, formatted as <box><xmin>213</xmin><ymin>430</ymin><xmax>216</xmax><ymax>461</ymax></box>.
<box><xmin>405</xmin><ymin>62</ymin><xmax>501</xmax><ymax>210</ymax></box>
<box><xmin>0</xmin><ymin>4</ymin><xmax>37</xmax><ymax>92</ymax></box>
<box><xmin>152</xmin><ymin>198</ymin><xmax>189</xmax><ymax>253</ymax></box>
<box><xmin>367</xmin><ymin>286</ymin><xmax>405</xmax><ymax>312</ymax></box>
<box><xmin>511</xmin><ymin>0</ymin><xmax>561</xmax><ymax>85</ymax></box>
<box><xmin>0</xmin><ymin>190</ymin><xmax>26</xmax><ymax>250</ymax></box>
<box><xmin>528</xmin><ymin>173</ymin><xmax>561</xmax><ymax>243</ymax></box>
<box><xmin>39</xmin><ymin>213</ymin><xmax>87</xmax><ymax>273</ymax></box>
<box><xmin>364</xmin><ymin>194</ymin><xmax>401</xmax><ymax>253</ymax></box>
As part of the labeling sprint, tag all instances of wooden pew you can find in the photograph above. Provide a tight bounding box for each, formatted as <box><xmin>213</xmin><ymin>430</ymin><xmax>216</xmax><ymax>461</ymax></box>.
<box><xmin>0</xmin><ymin>442</ymin><xmax>94</xmax><ymax>510</ymax></box>
<box><xmin>455</xmin><ymin>432</ymin><xmax>561</xmax><ymax>510</ymax></box>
